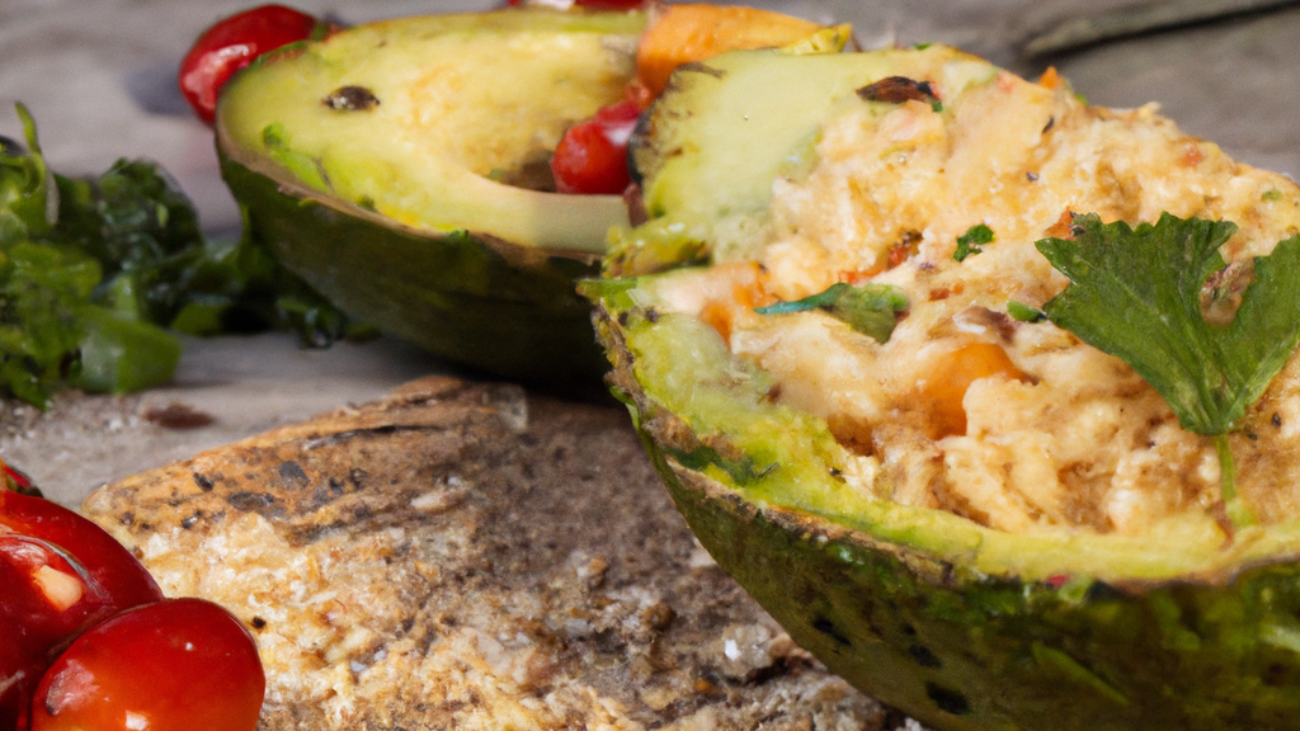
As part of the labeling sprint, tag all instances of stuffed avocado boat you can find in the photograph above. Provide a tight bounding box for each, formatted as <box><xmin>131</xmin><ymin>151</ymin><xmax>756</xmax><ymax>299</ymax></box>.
<box><xmin>586</xmin><ymin>44</ymin><xmax>1300</xmax><ymax>730</ymax></box>
<box><xmin>216</xmin><ymin>9</ymin><xmax>643</xmax><ymax>389</ymax></box>
<box><xmin>214</xmin><ymin>5</ymin><xmax>844</xmax><ymax>391</ymax></box>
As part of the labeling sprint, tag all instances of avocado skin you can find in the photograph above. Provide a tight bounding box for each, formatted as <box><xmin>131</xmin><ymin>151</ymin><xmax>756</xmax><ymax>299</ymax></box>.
<box><xmin>221</xmin><ymin>154</ymin><xmax>609</xmax><ymax>393</ymax></box>
<box><xmin>594</xmin><ymin>302</ymin><xmax>1300</xmax><ymax>731</ymax></box>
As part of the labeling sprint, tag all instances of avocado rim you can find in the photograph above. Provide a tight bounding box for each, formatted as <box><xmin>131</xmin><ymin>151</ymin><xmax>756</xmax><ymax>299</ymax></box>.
<box><xmin>218</xmin><ymin>145</ymin><xmax>612</xmax><ymax>390</ymax></box>
<box><xmin>211</xmin><ymin>8</ymin><xmax>650</xmax><ymax>389</ymax></box>
<box><xmin>592</xmin><ymin>294</ymin><xmax>1300</xmax><ymax>730</ymax></box>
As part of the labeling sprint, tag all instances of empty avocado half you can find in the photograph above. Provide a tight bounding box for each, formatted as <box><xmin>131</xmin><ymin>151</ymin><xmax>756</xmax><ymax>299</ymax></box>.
<box><xmin>588</xmin><ymin>44</ymin><xmax>1300</xmax><ymax>730</ymax></box>
<box><xmin>216</xmin><ymin>9</ymin><xmax>645</xmax><ymax>389</ymax></box>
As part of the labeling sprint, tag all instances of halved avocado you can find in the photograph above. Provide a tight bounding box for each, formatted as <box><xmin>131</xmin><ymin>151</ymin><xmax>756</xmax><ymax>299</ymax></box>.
<box><xmin>588</xmin><ymin>45</ymin><xmax>1300</xmax><ymax>729</ymax></box>
<box><xmin>216</xmin><ymin>9</ymin><xmax>645</xmax><ymax>389</ymax></box>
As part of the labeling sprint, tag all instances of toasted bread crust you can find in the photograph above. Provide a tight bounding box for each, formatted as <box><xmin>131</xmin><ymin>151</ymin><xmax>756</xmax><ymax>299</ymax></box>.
<box><xmin>82</xmin><ymin>376</ymin><xmax>894</xmax><ymax>730</ymax></box>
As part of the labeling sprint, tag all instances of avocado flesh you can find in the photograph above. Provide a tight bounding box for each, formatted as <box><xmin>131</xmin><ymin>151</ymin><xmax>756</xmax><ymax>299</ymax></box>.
<box><xmin>219</xmin><ymin>9</ymin><xmax>642</xmax><ymax>253</ymax></box>
<box><xmin>589</xmin><ymin>44</ymin><xmax>1300</xmax><ymax>729</ymax></box>
<box><xmin>619</xmin><ymin>44</ymin><xmax>997</xmax><ymax>272</ymax></box>
<box><xmin>215</xmin><ymin>10</ymin><xmax>644</xmax><ymax>387</ymax></box>
<box><xmin>590</xmin><ymin>276</ymin><xmax>1300</xmax><ymax>731</ymax></box>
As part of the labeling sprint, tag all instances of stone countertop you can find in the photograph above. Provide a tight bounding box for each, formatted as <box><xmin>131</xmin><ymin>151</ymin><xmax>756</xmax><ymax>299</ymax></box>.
<box><xmin>1</xmin><ymin>0</ymin><xmax>1298</xmax><ymax>507</ymax></box>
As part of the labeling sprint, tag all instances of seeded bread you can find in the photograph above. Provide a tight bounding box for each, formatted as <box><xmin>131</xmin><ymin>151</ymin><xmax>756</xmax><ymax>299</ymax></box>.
<box><xmin>82</xmin><ymin>376</ymin><xmax>904</xmax><ymax>731</ymax></box>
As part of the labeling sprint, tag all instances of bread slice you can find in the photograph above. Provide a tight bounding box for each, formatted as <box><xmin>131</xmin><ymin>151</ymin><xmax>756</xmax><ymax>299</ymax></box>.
<box><xmin>82</xmin><ymin>376</ymin><xmax>898</xmax><ymax>730</ymax></box>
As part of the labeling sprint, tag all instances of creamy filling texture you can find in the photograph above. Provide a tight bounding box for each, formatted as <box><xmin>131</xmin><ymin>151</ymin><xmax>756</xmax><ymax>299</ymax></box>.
<box><xmin>652</xmin><ymin>68</ymin><xmax>1300</xmax><ymax>535</ymax></box>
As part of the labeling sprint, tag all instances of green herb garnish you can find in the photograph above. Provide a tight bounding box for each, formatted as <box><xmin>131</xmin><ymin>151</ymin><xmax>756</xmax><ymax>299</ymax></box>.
<box><xmin>953</xmin><ymin>224</ymin><xmax>994</xmax><ymax>261</ymax></box>
<box><xmin>1007</xmin><ymin>301</ymin><xmax>1046</xmax><ymax>323</ymax></box>
<box><xmin>755</xmin><ymin>282</ymin><xmax>909</xmax><ymax>343</ymax></box>
<box><xmin>0</xmin><ymin>104</ymin><xmax>359</xmax><ymax>407</ymax></box>
<box><xmin>1036</xmin><ymin>212</ymin><xmax>1300</xmax><ymax>526</ymax></box>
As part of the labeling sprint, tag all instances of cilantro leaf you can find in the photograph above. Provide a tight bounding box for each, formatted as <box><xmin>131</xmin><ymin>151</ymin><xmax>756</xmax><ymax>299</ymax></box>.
<box><xmin>1036</xmin><ymin>212</ymin><xmax>1300</xmax><ymax>436</ymax></box>
<box><xmin>1037</xmin><ymin>212</ymin><xmax>1300</xmax><ymax>528</ymax></box>
<box><xmin>953</xmin><ymin>224</ymin><xmax>994</xmax><ymax>262</ymax></box>
<box><xmin>755</xmin><ymin>282</ymin><xmax>909</xmax><ymax>343</ymax></box>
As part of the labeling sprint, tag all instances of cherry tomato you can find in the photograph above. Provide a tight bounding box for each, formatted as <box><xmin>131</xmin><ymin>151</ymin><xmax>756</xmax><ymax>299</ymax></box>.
<box><xmin>178</xmin><ymin>4</ymin><xmax>322</xmax><ymax>124</ymax></box>
<box><xmin>0</xmin><ymin>491</ymin><xmax>162</xmax><ymax>610</ymax></box>
<box><xmin>0</xmin><ymin>493</ymin><xmax>164</xmax><ymax>731</ymax></box>
<box><xmin>31</xmin><ymin>598</ymin><xmax>265</xmax><ymax>731</ymax></box>
<box><xmin>550</xmin><ymin>99</ymin><xmax>642</xmax><ymax>195</ymax></box>
<box><xmin>1</xmin><ymin>537</ymin><xmax>110</xmax><ymax>731</ymax></box>
<box><xmin>2</xmin><ymin>459</ymin><xmax>34</xmax><ymax>493</ymax></box>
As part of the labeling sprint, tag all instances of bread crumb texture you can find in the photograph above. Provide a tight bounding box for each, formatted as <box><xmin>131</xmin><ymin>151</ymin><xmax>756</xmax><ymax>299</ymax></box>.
<box><xmin>83</xmin><ymin>377</ymin><xmax>902</xmax><ymax>731</ymax></box>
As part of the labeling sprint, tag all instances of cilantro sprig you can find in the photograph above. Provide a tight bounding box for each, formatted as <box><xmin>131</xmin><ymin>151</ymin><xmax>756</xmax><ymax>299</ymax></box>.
<box><xmin>1036</xmin><ymin>212</ymin><xmax>1300</xmax><ymax>527</ymax></box>
<box><xmin>755</xmin><ymin>282</ymin><xmax>909</xmax><ymax>344</ymax></box>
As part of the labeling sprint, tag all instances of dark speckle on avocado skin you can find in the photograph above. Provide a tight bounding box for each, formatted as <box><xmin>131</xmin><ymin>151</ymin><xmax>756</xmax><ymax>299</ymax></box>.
<box><xmin>926</xmin><ymin>682</ymin><xmax>971</xmax><ymax>715</ymax></box>
<box><xmin>909</xmin><ymin>644</ymin><xmax>943</xmax><ymax>669</ymax></box>
<box><xmin>812</xmin><ymin>616</ymin><xmax>852</xmax><ymax>647</ymax></box>
<box><xmin>1085</xmin><ymin>580</ymin><xmax>1125</xmax><ymax>602</ymax></box>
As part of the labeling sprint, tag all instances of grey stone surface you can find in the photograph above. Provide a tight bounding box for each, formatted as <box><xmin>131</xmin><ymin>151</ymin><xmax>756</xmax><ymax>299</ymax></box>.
<box><xmin>1</xmin><ymin>0</ymin><xmax>1298</xmax><ymax>507</ymax></box>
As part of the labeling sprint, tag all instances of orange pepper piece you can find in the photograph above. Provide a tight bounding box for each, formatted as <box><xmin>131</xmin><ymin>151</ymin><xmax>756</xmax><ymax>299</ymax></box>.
<box><xmin>697</xmin><ymin>262</ymin><xmax>771</xmax><ymax>342</ymax></box>
<box><xmin>921</xmin><ymin>342</ymin><xmax>1026</xmax><ymax>438</ymax></box>
<box><xmin>1037</xmin><ymin>66</ymin><xmax>1065</xmax><ymax>90</ymax></box>
<box><xmin>635</xmin><ymin>4</ymin><xmax>827</xmax><ymax>98</ymax></box>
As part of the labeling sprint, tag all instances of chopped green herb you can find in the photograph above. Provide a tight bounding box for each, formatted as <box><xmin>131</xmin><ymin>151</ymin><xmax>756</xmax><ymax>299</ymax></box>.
<box><xmin>755</xmin><ymin>282</ymin><xmax>909</xmax><ymax>343</ymax></box>
<box><xmin>913</xmin><ymin>42</ymin><xmax>933</xmax><ymax>50</ymax></box>
<box><xmin>1036</xmin><ymin>212</ymin><xmax>1300</xmax><ymax>526</ymax></box>
<box><xmin>0</xmin><ymin>104</ymin><xmax>358</xmax><ymax>408</ymax></box>
<box><xmin>953</xmin><ymin>224</ymin><xmax>994</xmax><ymax>261</ymax></box>
<box><xmin>1007</xmin><ymin>301</ymin><xmax>1046</xmax><ymax>323</ymax></box>
<box><xmin>930</xmin><ymin>100</ymin><xmax>944</xmax><ymax>113</ymax></box>
<box><xmin>1262</xmin><ymin>189</ymin><xmax>1283</xmax><ymax>202</ymax></box>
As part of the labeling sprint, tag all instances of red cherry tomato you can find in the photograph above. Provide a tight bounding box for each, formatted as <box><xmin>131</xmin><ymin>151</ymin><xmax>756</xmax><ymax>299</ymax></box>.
<box><xmin>0</xmin><ymin>493</ymin><xmax>164</xmax><ymax>731</ymax></box>
<box><xmin>550</xmin><ymin>99</ymin><xmax>642</xmax><ymax>195</ymax></box>
<box><xmin>178</xmin><ymin>4</ymin><xmax>321</xmax><ymax>124</ymax></box>
<box><xmin>1</xmin><ymin>537</ymin><xmax>109</xmax><ymax>731</ymax></box>
<box><xmin>0</xmin><ymin>491</ymin><xmax>162</xmax><ymax>610</ymax></box>
<box><xmin>2</xmin><ymin>460</ymin><xmax>34</xmax><ymax>492</ymax></box>
<box><xmin>30</xmin><ymin>598</ymin><xmax>265</xmax><ymax>731</ymax></box>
